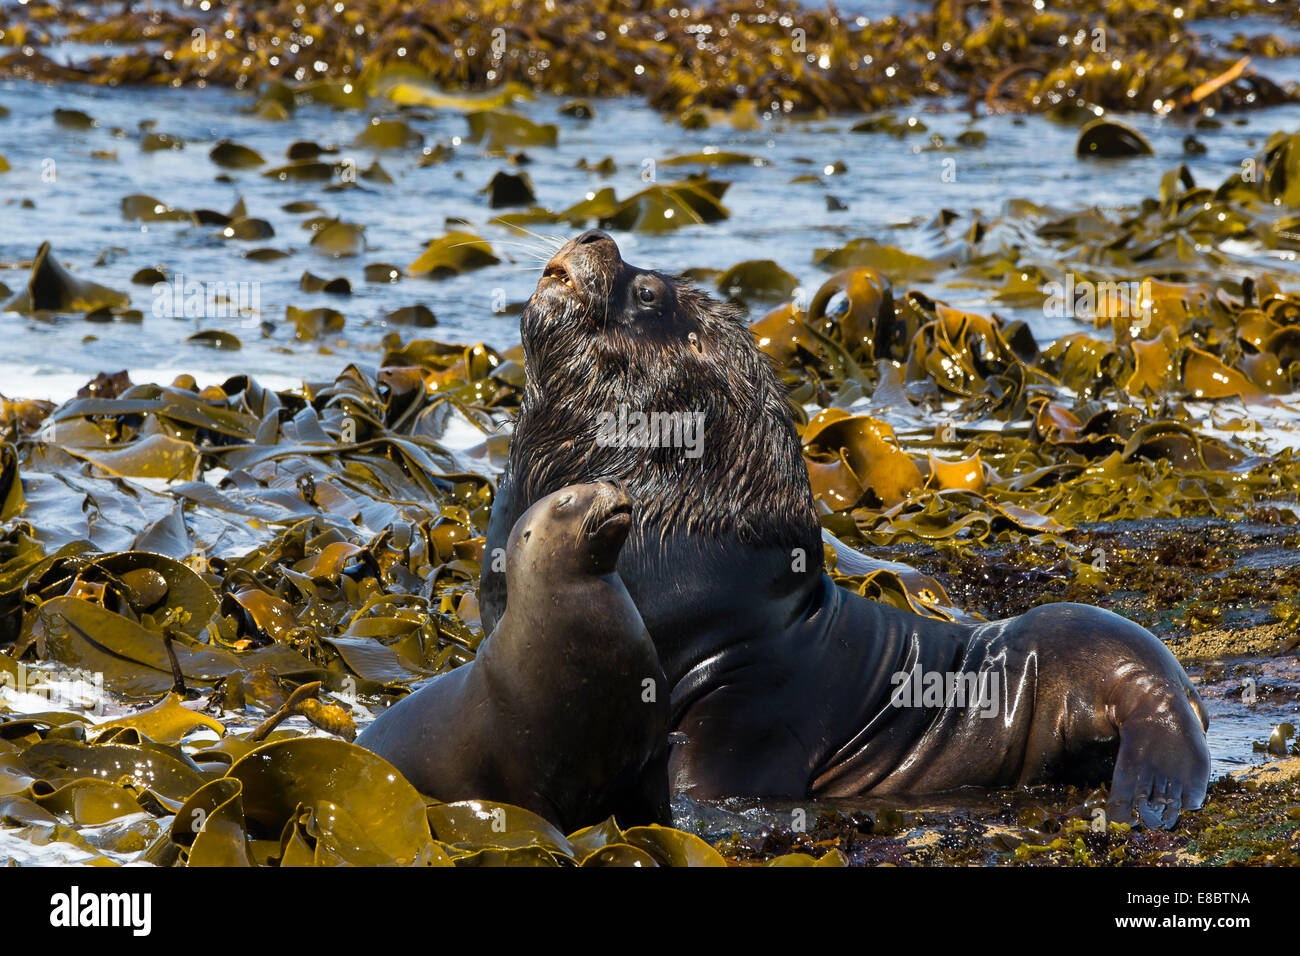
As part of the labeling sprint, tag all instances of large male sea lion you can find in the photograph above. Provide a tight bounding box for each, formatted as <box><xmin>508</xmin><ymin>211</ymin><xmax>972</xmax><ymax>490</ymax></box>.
<box><xmin>479</xmin><ymin>230</ymin><xmax>1211</xmax><ymax>829</ymax></box>
<box><xmin>359</xmin><ymin>481</ymin><xmax>670</xmax><ymax>833</ymax></box>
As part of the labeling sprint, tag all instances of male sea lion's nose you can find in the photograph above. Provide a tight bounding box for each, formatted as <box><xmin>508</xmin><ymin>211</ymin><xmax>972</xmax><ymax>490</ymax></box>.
<box><xmin>567</xmin><ymin>229</ymin><xmax>619</xmax><ymax>261</ymax></box>
<box><xmin>541</xmin><ymin>230</ymin><xmax>621</xmax><ymax>291</ymax></box>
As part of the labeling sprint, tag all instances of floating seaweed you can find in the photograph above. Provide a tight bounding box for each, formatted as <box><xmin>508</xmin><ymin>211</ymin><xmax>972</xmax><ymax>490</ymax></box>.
<box><xmin>2</xmin><ymin>1</ymin><xmax>1294</xmax><ymax>118</ymax></box>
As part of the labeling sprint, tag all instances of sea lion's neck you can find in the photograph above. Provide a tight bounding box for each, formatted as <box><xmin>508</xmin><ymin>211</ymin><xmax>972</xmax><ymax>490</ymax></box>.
<box><xmin>482</xmin><ymin>571</ymin><xmax>658</xmax><ymax>699</ymax></box>
<box><xmin>506</xmin><ymin>364</ymin><xmax>826</xmax><ymax>689</ymax></box>
<box><xmin>510</xmin><ymin>347</ymin><xmax>821</xmax><ymax>558</ymax></box>
<box><xmin>617</xmin><ymin>533</ymin><xmax>821</xmax><ymax>689</ymax></box>
<box><xmin>500</xmin><ymin>296</ymin><xmax>827</xmax><ymax>687</ymax></box>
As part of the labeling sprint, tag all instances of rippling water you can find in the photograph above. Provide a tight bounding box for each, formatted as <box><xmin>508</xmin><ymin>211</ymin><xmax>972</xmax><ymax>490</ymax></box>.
<box><xmin>3</xmin><ymin>24</ymin><xmax>1300</xmax><ymax>397</ymax></box>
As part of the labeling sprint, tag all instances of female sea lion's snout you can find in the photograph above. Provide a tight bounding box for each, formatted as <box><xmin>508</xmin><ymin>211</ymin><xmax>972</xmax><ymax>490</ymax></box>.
<box><xmin>532</xmin><ymin>480</ymin><xmax>635</xmax><ymax>573</ymax></box>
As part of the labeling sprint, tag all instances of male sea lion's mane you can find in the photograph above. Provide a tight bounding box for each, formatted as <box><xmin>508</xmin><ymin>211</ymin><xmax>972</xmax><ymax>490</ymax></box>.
<box><xmin>512</xmin><ymin>273</ymin><xmax>820</xmax><ymax>556</ymax></box>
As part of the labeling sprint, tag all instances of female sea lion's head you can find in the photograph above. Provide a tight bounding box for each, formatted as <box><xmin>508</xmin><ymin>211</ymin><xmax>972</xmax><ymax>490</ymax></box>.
<box><xmin>512</xmin><ymin>230</ymin><xmax>820</xmax><ymax>556</ymax></box>
<box><xmin>507</xmin><ymin>480</ymin><xmax>634</xmax><ymax>577</ymax></box>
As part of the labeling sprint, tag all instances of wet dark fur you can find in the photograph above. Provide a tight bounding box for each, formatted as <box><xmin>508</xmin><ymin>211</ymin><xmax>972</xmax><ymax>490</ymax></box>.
<box><xmin>511</xmin><ymin>253</ymin><xmax>821</xmax><ymax>562</ymax></box>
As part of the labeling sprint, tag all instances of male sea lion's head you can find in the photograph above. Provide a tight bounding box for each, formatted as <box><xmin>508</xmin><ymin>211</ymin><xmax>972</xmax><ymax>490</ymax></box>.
<box><xmin>506</xmin><ymin>480</ymin><xmax>634</xmax><ymax>578</ymax></box>
<box><xmin>526</xmin><ymin>230</ymin><xmax>694</xmax><ymax>345</ymax></box>
<box><xmin>513</xmin><ymin>230</ymin><xmax>820</xmax><ymax>556</ymax></box>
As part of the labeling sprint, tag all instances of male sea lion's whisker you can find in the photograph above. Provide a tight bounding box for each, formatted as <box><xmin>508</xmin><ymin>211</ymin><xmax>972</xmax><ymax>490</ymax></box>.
<box><xmin>599</xmin><ymin>265</ymin><xmax>613</xmax><ymax>330</ymax></box>
<box><xmin>488</xmin><ymin>240</ymin><xmax>554</xmax><ymax>260</ymax></box>
<box><xmin>489</xmin><ymin>237</ymin><xmax>552</xmax><ymax>250</ymax></box>
<box><xmin>496</xmin><ymin>222</ymin><xmax>564</xmax><ymax>250</ymax></box>
<box><xmin>501</xmin><ymin>222</ymin><xmax>560</xmax><ymax>243</ymax></box>
<box><xmin>446</xmin><ymin>239</ymin><xmax>514</xmax><ymax>252</ymax></box>
<box><xmin>489</xmin><ymin>238</ymin><xmax>560</xmax><ymax>258</ymax></box>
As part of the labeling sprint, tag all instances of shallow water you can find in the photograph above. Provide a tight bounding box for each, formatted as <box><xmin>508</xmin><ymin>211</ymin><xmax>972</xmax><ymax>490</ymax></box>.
<box><xmin>3</xmin><ymin>54</ymin><xmax>1300</xmax><ymax>394</ymax></box>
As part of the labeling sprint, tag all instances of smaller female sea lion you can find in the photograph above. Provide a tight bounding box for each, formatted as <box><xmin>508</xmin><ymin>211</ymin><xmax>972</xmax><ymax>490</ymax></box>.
<box><xmin>357</xmin><ymin>481</ymin><xmax>670</xmax><ymax>833</ymax></box>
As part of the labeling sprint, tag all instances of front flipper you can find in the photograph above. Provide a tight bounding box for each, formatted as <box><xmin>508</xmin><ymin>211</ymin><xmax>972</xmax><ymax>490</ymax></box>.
<box><xmin>1105</xmin><ymin>686</ymin><xmax>1210</xmax><ymax>830</ymax></box>
<box><xmin>1001</xmin><ymin>603</ymin><xmax>1211</xmax><ymax>830</ymax></box>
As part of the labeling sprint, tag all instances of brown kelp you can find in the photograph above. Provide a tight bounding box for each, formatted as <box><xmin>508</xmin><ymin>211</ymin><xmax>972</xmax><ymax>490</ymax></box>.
<box><xmin>5</xmin><ymin>191</ymin><xmax>1300</xmax><ymax>864</ymax></box>
<box><xmin>0</xmin><ymin>347</ymin><xmax>864</xmax><ymax>864</ymax></box>
<box><xmin>1</xmin><ymin>0</ymin><xmax>1296</xmax><ymax>118</ymax></box>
